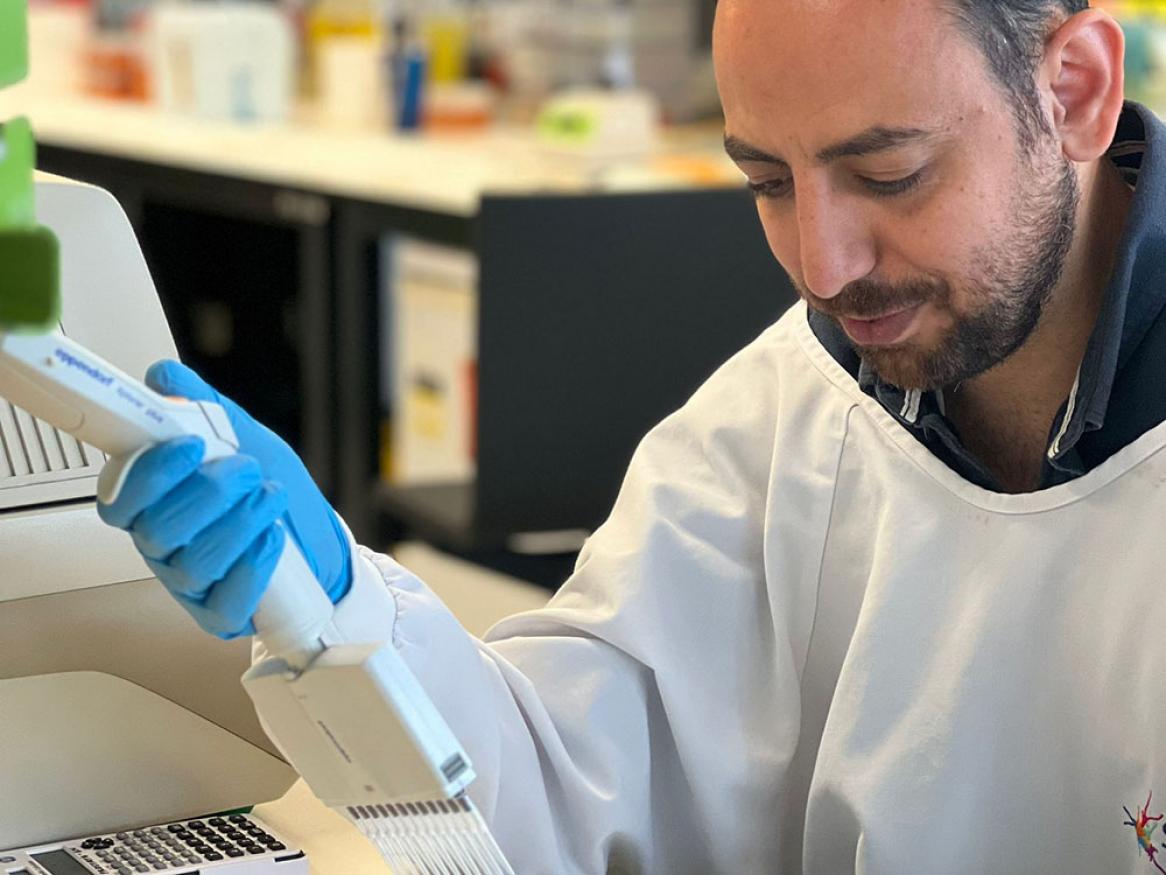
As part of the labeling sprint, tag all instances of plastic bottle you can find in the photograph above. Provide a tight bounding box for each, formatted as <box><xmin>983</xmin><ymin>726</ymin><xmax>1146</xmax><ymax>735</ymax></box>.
<box><xmin>420</xmin><ymin>0</ymin><xmax>468</xmax><ymax>84</ymax></box>
<box><xmin>306</xmin><ymin>0</ymin><xmax>386</xmax><ymax>127</ymax></box>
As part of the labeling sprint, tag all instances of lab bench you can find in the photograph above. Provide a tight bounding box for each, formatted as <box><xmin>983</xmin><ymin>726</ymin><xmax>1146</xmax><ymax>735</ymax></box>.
<box><xmin>12</xmin><ymin>94</ymin><xmax>795</xmax><ymax>586</ymax></box>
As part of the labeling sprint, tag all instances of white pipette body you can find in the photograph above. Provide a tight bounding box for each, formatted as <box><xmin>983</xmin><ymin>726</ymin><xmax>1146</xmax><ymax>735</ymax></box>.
<box><xmin>0</xmin><ymin>328</ymin><xmax>333</xmax><ymax>669</ymax></box>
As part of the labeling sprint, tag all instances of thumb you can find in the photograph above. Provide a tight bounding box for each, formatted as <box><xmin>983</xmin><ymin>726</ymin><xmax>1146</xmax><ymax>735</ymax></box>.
<box><xmin>145</xmin><ymin>360</ymin><xmax>223</xmax><ymax>404</ymax></box>
<box><xmin>145</xmin><ymin>359</ymin><xmax>257</xmax><ymax>440</ymax></box>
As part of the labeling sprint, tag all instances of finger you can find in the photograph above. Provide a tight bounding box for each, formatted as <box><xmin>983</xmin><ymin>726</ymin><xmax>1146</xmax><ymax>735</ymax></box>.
<box><xmin>145</xmin><ymin>360</ymin><xmax>222</xmax><ymax>403</ymax></box>
<box><xmin>165</xmin><ymin>482</ymin><xmax>289</xmax><ymax>599</ymax></box>
<box><xmin>146</xmin><ymin>359</ymin><xmax>255</xmax><ymax>443</ymax></box>
<box><xmin>199</xmin><ymin>524</ymin><xmax>286</xmax><ymax>640</ymax></box>
<box><xmin>169</xmin><ymin>589</ymin><xmax>255</xmax><ymax>639</ymax></box>
<box><xmin>130</xmin><ymin>455</ymin><xmax>263</xmax><ymax>561</ymax></box>
<box><xmin>96</xmin><ymin>436</ymin><xmax>205</xmax><ymax>530</ymax></box>
<box><xmin>141</xmin><ymin>555</ymin><xmax>236</xmax><ymax>639</ymax></box>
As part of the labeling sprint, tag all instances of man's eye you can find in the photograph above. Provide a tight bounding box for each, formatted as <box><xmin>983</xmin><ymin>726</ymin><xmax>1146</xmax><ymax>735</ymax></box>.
<box><xmin>748</xmin><ymin>178</ymin><xmax>793</xmax><ymax>199</ymax></box>
<box><xmin>861</xmin><ymin>170</ymin><xmax>924</xmax><ymax>197</ymax></box>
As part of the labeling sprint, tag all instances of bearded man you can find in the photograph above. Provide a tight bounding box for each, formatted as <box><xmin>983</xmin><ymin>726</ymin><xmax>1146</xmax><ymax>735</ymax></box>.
<box><xmin>100</xmin><ymin>1</ymin><xmax>1160</xmax><ymax>871</ymax></box>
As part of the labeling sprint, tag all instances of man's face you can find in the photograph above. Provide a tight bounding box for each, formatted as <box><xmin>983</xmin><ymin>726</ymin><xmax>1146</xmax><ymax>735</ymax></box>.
<box><xmin>715</xmin><ymin>0</ymin><xmax>1080</xmax><ymax>390</ymax></box>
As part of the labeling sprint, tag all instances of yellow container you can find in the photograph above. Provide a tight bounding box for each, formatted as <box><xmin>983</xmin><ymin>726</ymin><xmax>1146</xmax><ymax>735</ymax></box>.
<box><xmin>305</xmin><ymin>0</ymin><xmax>380</xmax><ymax>95</ymax></box>
<box><xmin>423</xmin><ymin>13</ymin><xmax>469</xmax><ymax>83</ymax></box>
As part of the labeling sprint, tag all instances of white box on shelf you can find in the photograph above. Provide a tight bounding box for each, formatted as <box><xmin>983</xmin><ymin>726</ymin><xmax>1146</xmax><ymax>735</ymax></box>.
<box><xmin>380</xmin><ymin>236</ymin><xmax>479</xmax><ymax>486</ymax></box>
<box><xmin>146</xmin><ymin>2</ymin><xmax>295</xmax><ymax>123</ymax></box>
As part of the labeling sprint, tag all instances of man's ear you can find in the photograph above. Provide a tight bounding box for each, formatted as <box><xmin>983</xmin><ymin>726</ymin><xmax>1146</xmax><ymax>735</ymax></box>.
<box><xmin>1041</xmin><ymin>9</ymin><xmax>1125</xmax><ymax>162</ymax></box>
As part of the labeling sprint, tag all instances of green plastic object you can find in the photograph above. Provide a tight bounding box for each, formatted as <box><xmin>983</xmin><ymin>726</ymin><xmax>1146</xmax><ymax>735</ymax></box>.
<box><xmin>0</xmin><ymin>118</ymin><xmax>58</xmax><ymax>330</ymax></box>
<box><xmin>0</xmin><ymin>226</ymin><xmax>60</xmax><ymax>329</ymax></box>
<box><xmin>0</xmin><ymin>0</ymin><xmax>62</xmax><ymax>333</ymax></box>
<box><xmin>0</xmin><ymin>117</ymin><xmax>35</xmax><ymax>226</ymax></box>
<box><xmin>0</xmin><ymin>0</ymin><xmax>28</xmax><ymax>89</ymax></box>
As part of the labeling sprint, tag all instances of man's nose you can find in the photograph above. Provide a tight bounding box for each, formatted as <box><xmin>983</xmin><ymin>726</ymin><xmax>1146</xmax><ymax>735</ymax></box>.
<box><xmin>796</xmin><ymin>189</ymin><xmax>876</xmax><ymax>300</ymax></box>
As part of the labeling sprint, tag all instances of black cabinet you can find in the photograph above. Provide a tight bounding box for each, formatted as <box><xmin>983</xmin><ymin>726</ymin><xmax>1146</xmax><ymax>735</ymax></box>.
<box><xmin>368</xmin><ymin>190</ymin><xmax>797</xmax><ymax>565</ymax></box>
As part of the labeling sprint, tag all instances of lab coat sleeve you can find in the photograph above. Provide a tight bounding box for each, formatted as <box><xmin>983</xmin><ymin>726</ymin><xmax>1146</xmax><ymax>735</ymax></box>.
<box><xmin>320</xmin><ymin>329</ymin><xmax>804</xmax><ymax>873</ymax></box>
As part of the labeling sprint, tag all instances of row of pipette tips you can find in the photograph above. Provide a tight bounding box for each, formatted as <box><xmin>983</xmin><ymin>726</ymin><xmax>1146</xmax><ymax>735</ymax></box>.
<box><xmin>347</xmin><ymin>796</ymin><xmax>516</xmax><ymax>875</ymax></box>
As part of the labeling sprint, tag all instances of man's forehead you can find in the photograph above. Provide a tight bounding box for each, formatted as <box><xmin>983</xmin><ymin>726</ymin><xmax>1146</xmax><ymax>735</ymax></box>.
<box><xmin>714</xmin><ymin>0</ymin><xmax>959</xmax><ymax>79</ymax></box>
<box><xmin>714</xmin><ymin>0</ymin><xmax>981</xmax><ymax>157</ymax></box>
<box><xmin>714</xmin><ymin>0</ymin><xmax>952</xmax><ymax>30</ymax></box>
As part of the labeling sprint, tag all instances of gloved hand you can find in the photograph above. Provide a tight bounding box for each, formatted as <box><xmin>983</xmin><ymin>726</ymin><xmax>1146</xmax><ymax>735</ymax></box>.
<box><xmin>97</xmin><ymin>360</ymin><xmax>353</xmax><ymax>639</ymax></box>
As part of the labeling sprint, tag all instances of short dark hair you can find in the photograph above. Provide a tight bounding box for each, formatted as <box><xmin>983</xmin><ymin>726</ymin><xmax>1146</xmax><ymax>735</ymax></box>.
<box><xmin>944</xmin><ymin>1</ymin><xmax>1089</xmax><ymax>149</ymax></box>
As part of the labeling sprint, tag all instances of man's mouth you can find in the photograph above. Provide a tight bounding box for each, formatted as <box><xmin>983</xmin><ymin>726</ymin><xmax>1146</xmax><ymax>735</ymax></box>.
<box><xmin>838</xmin><ymin>304</ymin><xmax>923</xmax><ymax>347</ymax></box>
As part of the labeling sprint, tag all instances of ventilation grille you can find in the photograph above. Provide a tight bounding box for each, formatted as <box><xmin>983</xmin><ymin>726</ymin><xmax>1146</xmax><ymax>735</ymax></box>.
<box><xmin>0</xmin><ymin>399</ymin><xmax>104</xmax><ymax>507</ymax></box>
<box><xmin>0</xmin><ymin>399</ymin><xmax>96</xmax><ymax>478</ymax></box>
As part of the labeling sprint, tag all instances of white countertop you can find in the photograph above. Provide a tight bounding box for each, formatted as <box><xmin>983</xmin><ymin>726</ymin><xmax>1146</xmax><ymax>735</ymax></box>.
<box><xmin>0</xmin><ymin>90</ymin><xmax>741</xmax><ymax>217</ymax></box>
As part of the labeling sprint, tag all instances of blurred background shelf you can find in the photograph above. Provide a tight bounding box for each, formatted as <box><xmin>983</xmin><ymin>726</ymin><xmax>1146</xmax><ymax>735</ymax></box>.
<box><xmin>6</xmin><ymin>0</ymin><xmax>796</xmax><ymax>589</ymax></box>
<box><xmin>2</xmin><ymin>41</ymin><xmax>792</xmax><ymax>592</ymax></box>
<box><xmin>3</xmin><ymin>91</ymin><xmax>742</xmax><ymax>211</ymax></box>
<box><xmin>9</xmin><ymin>94</ymin><xmax>796</xmax><ymax>588</ymax></box>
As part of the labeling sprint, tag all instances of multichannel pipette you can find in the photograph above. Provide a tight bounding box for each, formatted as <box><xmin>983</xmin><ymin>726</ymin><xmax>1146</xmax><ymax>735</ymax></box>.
<box><xmin>0</xmin><ymin>328</ymin><xmax>516</xmax><ymax>874</ymax></box>
<box><xmin>0</xmin><ymin>8</ymin><xmax>515</xmax><ymax>869</ymax></box>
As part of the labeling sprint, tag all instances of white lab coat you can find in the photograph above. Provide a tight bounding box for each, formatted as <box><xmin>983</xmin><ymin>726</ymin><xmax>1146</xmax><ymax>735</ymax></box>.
<box><xmin>331</xmin><ymin>302</ymin><xmax>1166</xmax><ymax>873</ymax></box>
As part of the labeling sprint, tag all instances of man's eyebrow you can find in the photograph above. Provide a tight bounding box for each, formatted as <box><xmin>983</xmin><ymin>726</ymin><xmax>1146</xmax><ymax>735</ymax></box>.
<box><xmin>724</xmin><ymin>135</ymin><xmax>787</xmax><ymax>166</ymax></box>
<box><xmin>815</xmin><ymin>126</ymin><xmax>934</xmax><ymax>163</ymax></box>
<box><xmin>723</xmin><ymin>126</ymin><xmax>935</xmax><ymax>167</ymax></box>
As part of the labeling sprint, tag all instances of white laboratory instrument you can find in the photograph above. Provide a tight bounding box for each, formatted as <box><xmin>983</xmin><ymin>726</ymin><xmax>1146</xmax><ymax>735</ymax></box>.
<box><xmin>0</xmin><ymin>177</ymin><xmax>296</xmax><ymax>852</ymax></box>
<box><xmin>0</xmin><ymin>176</ymin><xmax>516</xmax><ymax>874</ymax></box>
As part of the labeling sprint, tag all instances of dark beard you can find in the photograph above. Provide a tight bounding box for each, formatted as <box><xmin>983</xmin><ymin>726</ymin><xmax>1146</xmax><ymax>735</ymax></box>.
<box><xmin>802</xmin><ymin>150</ymin><xmax>1080</xmax><ymax>391</ymax></box>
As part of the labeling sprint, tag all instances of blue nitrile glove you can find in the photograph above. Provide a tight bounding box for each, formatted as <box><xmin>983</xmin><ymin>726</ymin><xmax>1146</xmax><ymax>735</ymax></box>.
<box><xmin>97</xmin><ymin>360</ymin><xmax>353</xmax><ymax>639</ymax></box>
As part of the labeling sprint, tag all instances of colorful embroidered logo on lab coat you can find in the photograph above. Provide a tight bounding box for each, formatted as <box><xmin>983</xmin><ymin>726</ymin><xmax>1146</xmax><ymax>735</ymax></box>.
<box><xmin>1124</xmin><ymin>792</ymin><xmax>1166</xmax><ymax>873</ymax></box>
